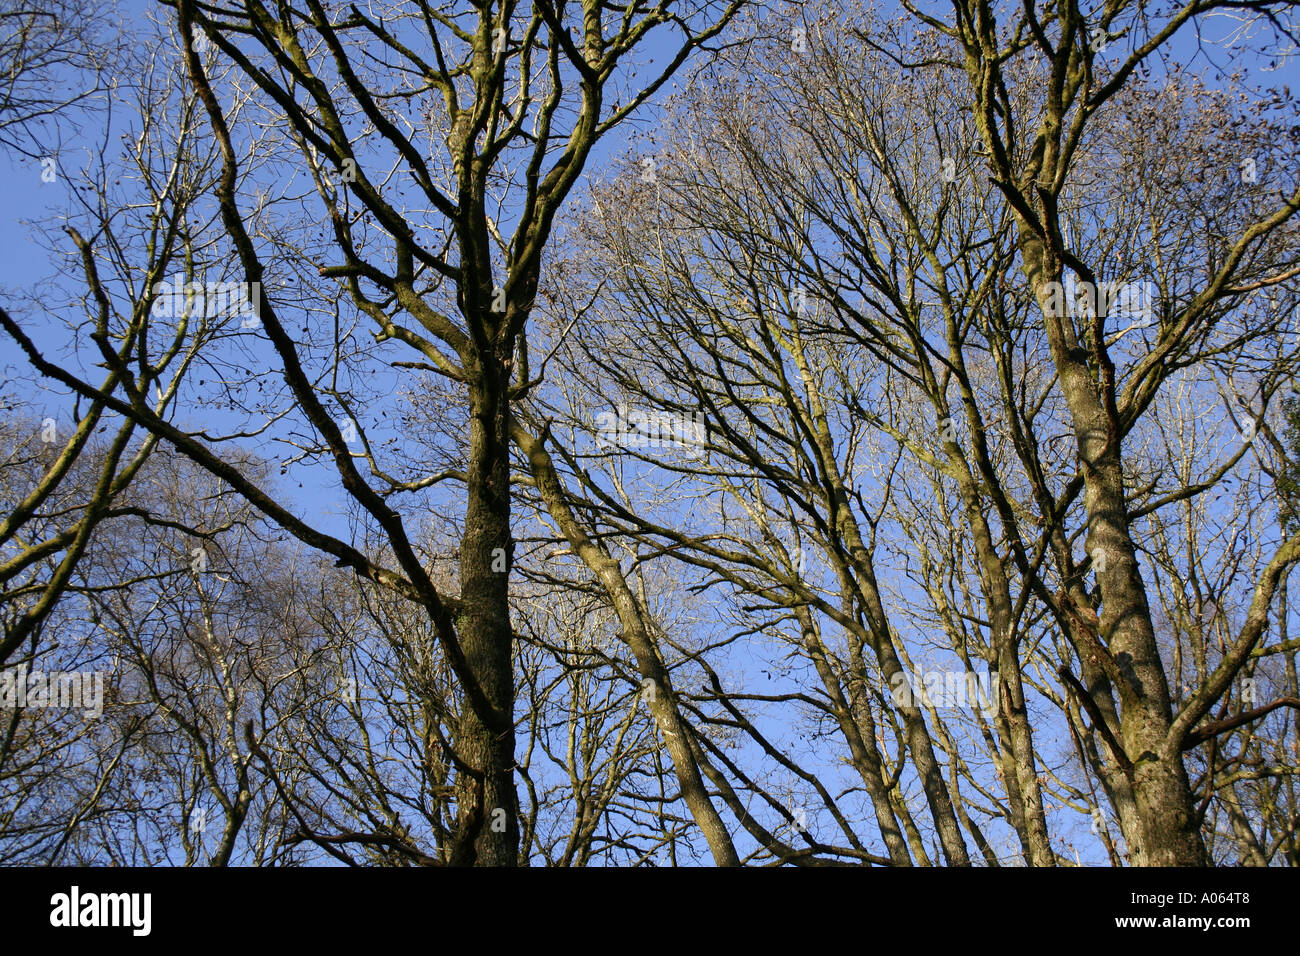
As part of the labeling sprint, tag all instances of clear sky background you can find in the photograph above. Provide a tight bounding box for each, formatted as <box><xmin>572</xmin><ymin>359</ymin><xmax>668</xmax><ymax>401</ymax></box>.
<box><xmin>2</xmin><ymin>0</ymin><xmax>1296</xmax><ymax>865</ymax></box>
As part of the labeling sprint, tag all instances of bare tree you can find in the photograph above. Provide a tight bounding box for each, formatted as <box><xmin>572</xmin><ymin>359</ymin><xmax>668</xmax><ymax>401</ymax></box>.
<box><xmin>524</xmin><ymin>0</ymin><xmax>1300</xmax><ymax>865</ymax></box>
<box><xmin>4</xmin><ymin>0</ymin><xmax>747</xmax><ymax>864</ymax></box>
<box><xmin>0</xmin><ymin>0</ymin><xmax>115</xmax><ymax>157</ymax></box>
<box><xmin>4</xmin><ymin>0</ymin><xmax>1297</xmax><ymax>869</ymax></box>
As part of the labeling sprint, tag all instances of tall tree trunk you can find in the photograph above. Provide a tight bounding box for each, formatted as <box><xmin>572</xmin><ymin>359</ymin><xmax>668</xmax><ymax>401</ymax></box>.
<box><xmin>513</xmin><ymin>421</ymin><xmax>742</xmax><ymax>866</ymax></box>
<box><xmin>1022</xmin><ymin>240</ymin><xmax>1206</xmax><ymax>866</ymax></box>
<box><xmin>456</xmin><ymin>352</ymin><xmax>519</xmax><ymax>865</ymax></box>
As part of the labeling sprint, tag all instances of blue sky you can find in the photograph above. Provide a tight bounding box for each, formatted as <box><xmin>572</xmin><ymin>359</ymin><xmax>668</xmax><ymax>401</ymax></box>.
<box><xmin>2</xmin><ymin>0</ymin><xmax>1297</xmax><ymax>865</ymax></box>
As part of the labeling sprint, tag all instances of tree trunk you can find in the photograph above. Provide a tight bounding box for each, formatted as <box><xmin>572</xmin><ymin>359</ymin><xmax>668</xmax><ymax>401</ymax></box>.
<box><xmin>1022</xmin><ymin>239</ymin><xmax>1206</xmax><ymax>866</ymax></box>
<box><xmin>455</xmin><ymin>352</ymin><xmax>519</xmax><ymax>865</ymax></box>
